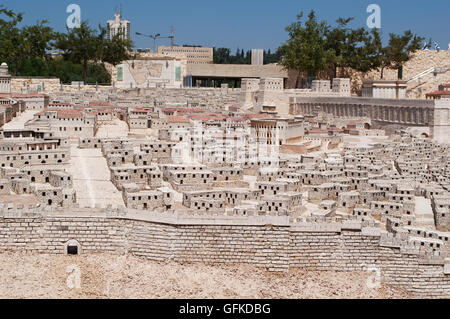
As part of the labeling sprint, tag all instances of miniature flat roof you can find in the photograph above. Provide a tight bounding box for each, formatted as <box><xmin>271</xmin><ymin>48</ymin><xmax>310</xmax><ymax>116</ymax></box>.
<box><xmin>409</xmin><ymin>236</ymin><xmax>444</xmax><ymax>245</ymax></box>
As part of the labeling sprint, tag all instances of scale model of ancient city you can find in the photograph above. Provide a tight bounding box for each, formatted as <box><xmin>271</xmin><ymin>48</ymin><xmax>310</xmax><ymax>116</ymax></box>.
<box><xmin>0</xmin><ymin>10</ymin><xmax>449</xmax><ymax>299</ymax></box>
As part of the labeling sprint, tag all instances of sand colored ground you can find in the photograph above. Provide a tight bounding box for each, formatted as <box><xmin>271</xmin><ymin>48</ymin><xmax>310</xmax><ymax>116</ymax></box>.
<box><xmin>0</xmin><ymin>252</ymin><xmax>413</xmax><ymax>299</ymax></box>
<box><xmin>0</xmin><ymin>194</ymin><xmax>38</xmax><ymax>206</ymax></box>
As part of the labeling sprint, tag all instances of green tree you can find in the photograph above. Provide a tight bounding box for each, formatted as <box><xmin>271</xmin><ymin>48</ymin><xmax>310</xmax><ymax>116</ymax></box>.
<box><xmin>0</xmin><ymin>5</ymin><xmax>21</xmax><ymax>52</ymax></box>
<box><xmin>381</xmin><ymin>30</ymin><xmax>424</xmax><ymax>79</ymax></box>
<box><xmin>235</xmin><ymin>48</ymin><xmax>241</xmax><ymax>58</ymax></box>
<box><xmin>280</xmin><ymin>11</ymin><xmax>335</xmax><ymax>85</ymax></box>
<box><xmin>55</xmin><ymin>21</ymin><xmax>106</xmax><ymax>84</ymax></box>
<box><xmin>1</xmin><ymin>6</ymin><xmax>55</xmax><ymax>74</ymax></box>
<box><xmin>324</xmin><ymin>18</ymin><xmax>385</xmax><ymax>77</ymax></box>
<box><xmin>0</xmin><ymin>6</ymin><xmax>114</xmax><ymax>83</ymax></box>
<box><xmin>264</xmin><ymin>47</ymin><xmax>284</xmax><ymax>64</ymax></box>
<box><xmin>0</xmin><ymin>4</ymin><xmax>18</xmax><ymax>24</ymax></box>
<box><xmin>102</xmin><ymin>31</ymin><xmax>133</xmax><ymax>67</ymax></box>
<box><xmin>325</xmin><ymin>17</ymin><xmax>354</xmax><ymax>77</ymax></box>
<box><xmin>56</xmin><ymin>22</ymin><xmax>131</xmax><ymax>84</ymax></box>
<box><xmin>0</xmin><ymin>5</ymin><xmax>23</xmax><ymax>74</ymax></box>
<box><xmin>351</xmin><ymin>28</ymin><xmax>383</xmax><ymax>75</ymax></box>
<box><xmin>5</xmin><ymin>20</ymin><xmax>55</xmax><ymax>75</ymax></box>
<box><xmin>22</xmin><ymin>20</ymin><xmax>55</xmax><ymax>59</ymax></box>
<box><xmin>4</xmin><ymin>27</ymin><xmax>27</xmax><ymax>75</ymax></box>
<box><xmin>213</xmin><ymin>48</ymin><xmax>231</xmax><ymax>64</ymax></box>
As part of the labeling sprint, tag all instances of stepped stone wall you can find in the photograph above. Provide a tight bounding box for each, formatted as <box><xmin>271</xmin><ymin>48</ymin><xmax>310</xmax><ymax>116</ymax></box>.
<box><xmin>119</xmin><ymin>87</ymin><xmax>241</xmax><ymax>109</ymax></box>
<box><xmin>0</xmin><ymin>207</ymin><xmax>448</xmax><ymax>297</ymax></box>
<box><xmin>367</xmin><ymin>50</ymin><xmax>450</xmax><ymax>81</ymax></box>
<box><xmin>357</xmin><ymin>50</ymin><xmax>450</xmax><ymax>98</ymax></box>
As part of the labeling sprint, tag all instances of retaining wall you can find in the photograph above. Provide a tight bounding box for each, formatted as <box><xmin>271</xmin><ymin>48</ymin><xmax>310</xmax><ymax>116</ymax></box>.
<box><xmin>0</xmin><ymin>208</ymin><xmax>448</xmax><ymax>298</ymax></box>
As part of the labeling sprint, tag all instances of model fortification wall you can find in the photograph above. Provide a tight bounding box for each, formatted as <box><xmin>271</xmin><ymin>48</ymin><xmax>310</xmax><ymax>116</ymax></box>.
<box><xmin>0</xmin><ymin>204</ymin><xmax>448</xmax><ymax>298</ymax></box>
<box><xmin>1</xmin><ymin>57</ymin><xmax>449</xmax><ymax>300</ymax></box>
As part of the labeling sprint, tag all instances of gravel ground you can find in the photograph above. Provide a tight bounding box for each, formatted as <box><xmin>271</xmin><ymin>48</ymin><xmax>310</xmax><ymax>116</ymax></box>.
<box><xmin>0</xmin><ymin>252</ymin><xmax>413</xmax><ymax>299</ymax></box>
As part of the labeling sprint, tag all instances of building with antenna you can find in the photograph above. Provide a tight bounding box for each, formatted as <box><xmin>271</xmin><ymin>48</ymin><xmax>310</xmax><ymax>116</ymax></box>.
<box><xmin>157</xmin><ymin>45</ymin><xmax>213</xmax><ymax>65</ymax></box>
<box><xmin>107</xmin><ymin>7</ymin><xmax>131</xmax><ymax>41</ymax></box>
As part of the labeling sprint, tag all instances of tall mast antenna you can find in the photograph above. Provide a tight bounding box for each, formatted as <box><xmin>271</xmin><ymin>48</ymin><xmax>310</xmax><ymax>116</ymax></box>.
<box><xmin>170</xmin><ymin>26</ymin><xmax>175</xmax><ymax>47</ymax></box>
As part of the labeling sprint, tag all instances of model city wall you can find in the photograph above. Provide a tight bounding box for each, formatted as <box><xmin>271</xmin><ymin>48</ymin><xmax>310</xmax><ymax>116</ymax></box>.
<box><xmin>0</xmin><ymin>205</ymin><xmax>448</xmax><ymax>298</ymax></box>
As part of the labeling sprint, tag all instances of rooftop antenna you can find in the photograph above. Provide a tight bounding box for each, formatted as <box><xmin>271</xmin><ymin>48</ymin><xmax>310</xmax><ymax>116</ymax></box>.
<box><xmin>120</xmin><ymin>4</ymin><xmax>123</xmax><ymax>18</ymax></box>
<box><xmin>170</xmin><ymin>26</ymin><xmax>175</xmax><ymax>47</ymax></box>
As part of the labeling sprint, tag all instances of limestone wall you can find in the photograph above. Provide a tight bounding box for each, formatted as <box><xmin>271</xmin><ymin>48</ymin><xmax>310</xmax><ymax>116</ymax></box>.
<box><xmin>367</xmin><ymin>50</ymin><xmax>450</xmax><ymax>82</ymax></box>
<box><xmin>41</xmin><ymin>86</ymin><xmax>240</xmax><ymax>111</ymax></box>
<box><xmin>0</xmin><ymin>207</ymin><xmax>448</xmax><ymax>297</ymax></box>
<box><xmin>11</xmin><ymin>77</ymin><xmax>116</xmax><ymax>95</ymax></box>
<box><xmin>358</xmin><ymin>50</ymin><xmax>450</xmax><ymax>98</ymax></box>
<box><xmin>118</xmin><ymin>87</ymin><xmax>241</xmax><ymax>110</ymax></box>
<box><xmin>289</xmin><ymin>96</ymin><xmax>450</xmax><ymax>143</ymax></box>
<box><xmin>11</xmin><ymin>78</ymin><xmax>61</xmax><ymax>93</ymax></box>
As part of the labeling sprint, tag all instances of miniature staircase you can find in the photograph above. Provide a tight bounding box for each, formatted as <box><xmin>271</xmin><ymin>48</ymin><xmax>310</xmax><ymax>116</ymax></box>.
<box><xmin>68</xmin><ymin>143</ymin><xmax>125</xmax><ymax>208</ymax></box>
<box><xmin>407</xmin><ymin>67</ymin><xmax>435</xmax><ymax>83</ymax></box>
<box><xmin>406</xmin><ymin>65</ymin><xmax>450</xmax><ymax>98</ymax></box>
<box><xmin>407</xmin><ymin>65</ymin><xmax>450</xmax><ymax>83</ymax></box>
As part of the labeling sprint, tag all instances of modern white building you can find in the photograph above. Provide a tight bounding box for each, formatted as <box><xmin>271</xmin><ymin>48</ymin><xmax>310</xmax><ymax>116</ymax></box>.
<box><xmin>107</xmin><ymin>12</ymin><xmax>131</xmax><ymax>41</ymax></box>
<box><xmin>251</xmin><ymin>49</ymin><xmax>264</xmax><ymax>66</ymax></box>
<box><xmin>158</xmin><ymin>46</ymin><xmax>213</xmax><ymax>65</ymax></box>
<box><xmin>114</xmin><ymin>55</ymin><xmax>185</xmax><ymax>89</ymax></box>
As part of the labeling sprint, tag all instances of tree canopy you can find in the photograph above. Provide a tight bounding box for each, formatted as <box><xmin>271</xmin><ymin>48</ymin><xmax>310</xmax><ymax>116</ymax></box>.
<box><xmin>281</xmin><ymin>11</ymin><xmax>335</xmax><ymax>78</ymax></box>
<box><xmin>55</xmin><ymin>21</ymin><xmax>132</xmax><ymax>84</ymax></box>
<box><xmin>0</xmin><ymin>5</ymin><xmax>426</xmax><ymax>86</ymax></box>
<box><xmin>0</xmin><ymin>5</ymin><xmax>132</xmax><ymax>84</ymax></box>
<box><xmin>380</xmin><ymin>31</ymin><xmax>424</xmax><ymax>79</ymax></box>
<box><xmin>0</xmin><ymin>6</ymin><xmax>56</xmax><ymax>75</ymax></box>
<box><xmin>280</xmin><ymin>10</ymin><xmax>424</xmax><ymax>82</ymax></box>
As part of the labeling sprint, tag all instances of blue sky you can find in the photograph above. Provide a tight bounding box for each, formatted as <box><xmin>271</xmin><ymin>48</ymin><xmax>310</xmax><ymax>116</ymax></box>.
<box><xmin>2</xmin><ymin>0</ymin><xmax>449</xmax><ymax>51</ymax></box>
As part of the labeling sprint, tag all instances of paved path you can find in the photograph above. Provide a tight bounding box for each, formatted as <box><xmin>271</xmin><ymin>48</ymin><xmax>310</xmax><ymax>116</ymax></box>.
<box><xmin>414</xmin><ymin>196</ymin><xmax>435</xmax><ymax>230</ymax></box>
<box><xmin>3</xmin><ymin>110</ymin><xmax>39</xmax><ymax>130</ymax></box>
<box><xmin>67</xmin><ymin>144</ymin><xmax>125</xmax><ymax>208</ymax></box>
